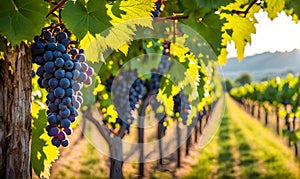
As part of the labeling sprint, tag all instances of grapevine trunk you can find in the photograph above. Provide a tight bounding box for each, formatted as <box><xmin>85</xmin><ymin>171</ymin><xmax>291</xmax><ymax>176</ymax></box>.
<box><xmin>0</xmin><ymin>43</ymin><xmax>32</xmax><ymax>179</ymax></box>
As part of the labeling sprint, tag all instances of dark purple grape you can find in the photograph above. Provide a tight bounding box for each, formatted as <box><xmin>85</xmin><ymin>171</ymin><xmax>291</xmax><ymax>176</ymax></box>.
<box><xmin>48</xmin><ymin>78</ymin><xmax>59</xmax><ymax>89</ymax></box>
<box><xmin>60</xmin><ymin>78</ymin><xmax>70</xmax><ymax>89</ymax></box>
<box><xmin>46</xmin><ymin>42</ymin><xmax>57</xmax><ymax>51</ymax></box>
<box><xmin>47</xmin><ymin>114</ymin><xmax>57</xmax><ymax>124</ymax></box>
<box><xmin>55</xmin><ymin>58</ymin><xmax>65</xmax><ymax>68</ymax></box>
<box><xmin>54</xmin><ymin>69</ymin><xmax>65</xmax><ymax>79</ymax></box>
<box><xmin>79</xmin><ymin>49</ymin><xmax>84</xmax><ymax>54</ymax></box>
<box><xmin>56</xmin><ymin>44</ymin><xmax>66</xmax><ymax>53</ymax></box>
<box><xmin>51</xmin><ymin>137</ymin><xmax>61</xmax><ymax>147</ymax></box>
<box><xmin>36</xmin><ymin>66</ymin><xmax>45</xmax><ymax>77</ymax></box>
<box><xmin>54</xmin><ymin>87</ymin><xmax>65</xmax><ymax>98</ymax></box>
<box><xmin>72</xmin><ymin>82</ymin><xmax>82</xmax><ymax>91</ymax></box>
<box><xmin>61</xmin><ymin>38</ymin><xmax>70</xmax><ymax>47</ymax></box>
<box><xmin>62</xmin><ymin>53</ymin><xmax>71</xmax><ymax>61</ymax></box>
<box><xmin>58</xmin><ymin>103</ymin><xmax>67</xmax><ymax>110</ymax></box>
<box><xmin>59</xmin><ymin>109</ymin><xmax>70</xmax><ymax>118</ymax></box>
<box><xmin>64</xmin><ymin>128</ymin><xmax>73</xmax><ymax>135</ymax></box>
<box><xmin>55</xmin><ymin>32</ymin><xmax>67</xmax><ymax>42</ymax></box>
<box><xmin>44</xmin><ymin>62</ymin><xmax>56</xmax><ymax>73</ymax></box>
<box><xmin>70</xmin><ymin>48</ymin><xmax>78</xmax><ymax>56</ymax></box>
<box><xmin>62</xmin><ymin>97</ymin><xmax>72</xmax><ymax>105</ymax></box>
<box><xmin>61</xmin><ymin>139</ymin><xmax>69</xmax><ymax>147</ymax></box>
<box><xmin>65</xmin><ymin>72</ymin><xmax>72</xmax><ymax>79</ymax></box>
<box><xmin>65</xmin><ymin>88</ymin><xmax>74</xmax><ymax>97</ymax></box>
<box><xmin>46</xmin><ymin>92</ymin><xmax>56</xmax><ymax>102</ymax></box>
<box><xmin>32</xmin><ymin>42</ymin><xmax>45</xmax><ymax>55</ymax></box>
<box><xmin>44</xmin><ymin>51</ymin><xmax>54</xmax><ymax>61</ymax></box>
<box><xmin>64</xmin><ymin>60</ymin><xmax>74</xmax><ymax>70</ymax></box>
<box><xmin>34</xmin><ymin>56</ymin><xmax>44</xmax><ymax>65</ymax></box>
<box><xmin>57</xmin><ymin>131</ymin><xmax>67</xmax><ymax>141</ymax></box>
<box><xmin>86</xmin><ymin>67</ymin><xmax>94</xmax><ymax>76</ymax></box>
<box><xmin>49</xmin><ymin>127</ymin><xmax>59</xmax><ymax>137</ymax></box>
<box><xmin>61</xmin><ymin>118</ymin><xmax>71</xmax><ymax>128</ymax></box>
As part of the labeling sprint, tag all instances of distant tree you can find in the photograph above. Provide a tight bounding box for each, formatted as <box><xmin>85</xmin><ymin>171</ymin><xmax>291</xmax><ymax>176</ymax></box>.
<box><xmin>222</xmin><ymin>78</ymin><xmax>233</xmax><ymax>92</ymax></box>
<box><xmin>260</xmin><ymin>76</ymin><xmax>269</xmax><ymax>82</ymax></box>
<box><xmin>235</xmin><ymin>73</ymin><xmax>252</xmax><ymax>86</ymax></box>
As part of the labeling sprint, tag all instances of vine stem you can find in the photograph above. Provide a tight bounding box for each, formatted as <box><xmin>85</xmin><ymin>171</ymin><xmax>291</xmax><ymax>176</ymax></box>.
<box><xmin>11</xmin><ymin>0</ymin><xmax>19</xmax><ymax>11</ymax></box>
<box><xmin>232</xmin><ymin>0</ymin><xmax>259</xmax><ymax>17</ymax></box>
<box><xmin>46</xmin><ymin>0</ymin><xmax>68</xmax><ymax>18</ymax></box>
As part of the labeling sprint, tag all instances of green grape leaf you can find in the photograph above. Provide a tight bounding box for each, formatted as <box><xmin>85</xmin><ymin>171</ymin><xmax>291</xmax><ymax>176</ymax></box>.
<box><xmin>0</xmin><ymin>0</ymin><xmax>48</xmax><ymax>45</ymax></box>
<box><xmin>62</xmin><ymin>0</ymin><xmax>112</xmax><ymax>41</ymax></box>
<box><xmin>183</xmin><ymin>13</ymin><xmax>226</xmax><ymax>59</ymax></box>
<box><xmin>31</xmin><ymin>102</ymin><xmax>59</xmax><ymax>178</ymax></box>
<box><xmin>285</xmin><ymin>0</ymin><xmax>300</xmax><ymax>22</ymax></box>
<box><xmin>220</xmin><ymin>13</ymin><xmax>256</xmax><ymax>61</ymax></box>
<box><xmin>195</xmin><ymin>0</ymin><xmax>236</xmax><ymax>10</ymax></box>
<box><xmin>264</xmin><ymin>0</ymin><xmax>285</xmax><ymax>19</ymax></box>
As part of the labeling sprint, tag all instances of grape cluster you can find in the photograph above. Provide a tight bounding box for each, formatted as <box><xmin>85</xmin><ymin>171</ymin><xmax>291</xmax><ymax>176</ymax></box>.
<box><xmin>32</xmin><ymin>29</ymin><xmax>94</xmax><ymax>147</ymax></box>
<box><xmin>102</xmin><ymin>41</ymin><xmax>172</xmax><ymax>133</ymax></box>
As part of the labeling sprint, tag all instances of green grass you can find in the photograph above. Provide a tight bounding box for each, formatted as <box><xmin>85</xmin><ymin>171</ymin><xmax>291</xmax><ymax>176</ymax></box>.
<box><xmin>182</xmin><ymin>95</ymin><xmax>300</xmax><ymax>179</ymax></box>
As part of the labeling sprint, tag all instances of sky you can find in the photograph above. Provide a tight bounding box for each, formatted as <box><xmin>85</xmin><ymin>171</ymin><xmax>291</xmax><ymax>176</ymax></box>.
<box><xmin>227</xmin><ymin>10</ymin><xmax>300</xmax><ymax>58</ymax></box>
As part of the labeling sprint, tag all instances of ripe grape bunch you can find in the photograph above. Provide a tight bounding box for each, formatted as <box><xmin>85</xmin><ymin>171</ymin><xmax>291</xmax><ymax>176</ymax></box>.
<box><xmin>32</xmin><ymin>29</ymin><xmax>94</xmax><ymax>147</ymax></box>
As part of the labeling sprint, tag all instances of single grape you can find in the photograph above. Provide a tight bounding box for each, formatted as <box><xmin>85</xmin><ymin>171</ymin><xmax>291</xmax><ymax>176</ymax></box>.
<box><xmin>36</xmin><ymin>66</ymin><xmax>45</xmax><ymax>77</ymax></box>
<box><xmin>86</xmin><ymin>67</ymin><xmax>94</xmax><ymax>76</ymax></box>
<box><xmin>54</xmin><ymin>69</ymin><xmax>65</xmax><ymax>79</ymax></box>
<box><xmin>65</xmin><ymin>72</ymin><xmax>72</xmax><ymax>79</ymax></box>
<box><xmin>54</xmin><ymin>87</ymin><xmax>65</xmax><ymax>98</ymax></box>
<box><xmin>62</xmin><ymin>97</ymin><xmax>72</xmax><ymax>105</ymax></box>
<box><xmin>64</xmin><ymin>128</ymin><xmax>73</xmax><ymax>135</ymax></box>
<box><xmin>53</xmin><ymin>50</ymin><xmax>62</xmax><ymax>58</ymax></box>
<box><xmin>72</xmin><ymin>70</ymin><xmax>80</xmax><ymax>80</ymax></box>
<box><xmin>55</xmin><ymin>32</ymin><xmax>67</xmax><ymax>42</ymax></box>
<box><xmin>80</xmin><ymin>63</ymin><xmax>88</xmax><ymax>72</ymax></box>
<box><xmin>34</xmin><ymin>56</ymin><xmax>44</xmax><ymax>65</ymax></box>
<box><xmin>58</xmin><ymin>103</ymin><xmax>67</xmax><ymax>110</ymax></box>
<box><xmin>62</xmin><ymin>53</ymin><xmax>71</xmax><ymax>61</ymax></box>
<box><xmin>61</xmin><ymin>139</ymin><xmax>70</xmax><ymax>147</ymax></box>
<box><xmin>61</xmin><ymin>118</ymin><xmax>71</xmax><ymax>128</ymax></box>
<box><xmin>84</xmin><ymin>77</ymin><xmax>92</xmax><ymax>85</ymax></box>
<box><xmin>60</xmin><ymin>78</ymin><xmax>70</xmax><ymax>89</ymax></box>
<box><xmin>43</xmin><ymin>51</ymin><xmax>54</xmax><ymax>62</ymax></box>
<box><xmin>57</xmin><ymin>131</ymin><xmax>67</xmax><ymax>141</ymax></box>
<box><xmin>51</xmin><ymin>137</ymin><xmax>61</xmax><ymax>147</ymax></box>
<box><xmin>72</xmin><ymin>82</ymin><xmax>82</xmax><ymax>91</ymax></box>
<box><xmin>47</xmin><ymin>114</ymin><xmax>57</xmax><ymax>124</ymax></box>
<box><xmin>65</xmin><ymin>88</ymin><xmax>74</xmax><ymax>97</ymax></box>
<box><xmin>48</xmin><ymin>127</ymin><xmax>59</xmax><ymax>137</ymax></box>
<box><xmin>46</xmin><ymin>42</ymin><xmax>56</xmax><ymax>51</ymax></box>
<box><xmin>48</xmin><ymin>78</ymin><xmax>59</xmax><ymax>89</ymax></box>
<box><xmin>59</xmin><ymin>109</ymin><xmax>71</xmax><ymax>118</ymax></box>
<box><xmin>46</xmin><ymin>92</ymin><xmax>56</xmax><ymax>102</ymax></box>
<box><xmin>61</xmin><ymin>38</ymin><xmax>70</xmax><ymax>47</ymax></box>
<box><xmin>55</xmin><ymin>58</ymin><xmax>65</xmax><ymax>68</ymax></box>
<box><xmin>44</xmin><ymin>62</ymin><xmax>56</xmax><ymax>73</ymax></box>
<box><xmin>56</xmin><ymin>44</ymin><xmax>66</xmax><ymax>53</ymax></box>
<box><xmin>70</xmin><ymin>48</ymin><xmax>78</xmax><ymax>56</ymax></box>
<box><xmin>64</xmin><ymin>60</ymin><xmax>74</xmax><ymax>70</ymax></box>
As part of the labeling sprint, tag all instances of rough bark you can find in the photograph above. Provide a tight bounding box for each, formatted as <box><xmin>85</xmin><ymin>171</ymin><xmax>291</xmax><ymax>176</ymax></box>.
<box><xmin>176</xmin><ymin>121</ymin><xmax>181</xmax><ymax>168</ymax></box>
<box><xmin>264</xmin><ymin>110</ymin><xmax>268</xmax><ymax>126</ymax></box>
<box><xmin>109</xmin><ymin>137</ymin><xmax>123</xmax><ymax>179</ymax></box>
<box><xmin>157</xmin><ymin>123</ymin><xmax>163</xmax><ymax>166</ymax></box>
<box><xmin>275</xmin><ymin>107</ymin><xmax>280</xmax><ymax>135</ymax></box>
<box><xmin>0</xmin><ymin>43</ymin><xmax>32</xmax><ymax>179</ymax></box>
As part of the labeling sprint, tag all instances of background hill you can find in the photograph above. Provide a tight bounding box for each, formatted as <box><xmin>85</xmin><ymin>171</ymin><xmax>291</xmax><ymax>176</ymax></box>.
<box><xmin>221</xmin><ymin>49</ymin><xmax>300</xmax><ymax>81</ymax></box>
